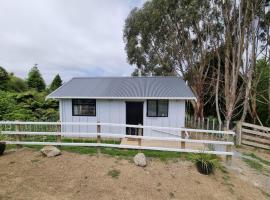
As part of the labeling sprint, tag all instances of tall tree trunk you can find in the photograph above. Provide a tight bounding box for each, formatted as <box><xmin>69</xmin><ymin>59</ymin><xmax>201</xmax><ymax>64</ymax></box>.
<box><xmin>215</xmin><ymin>52</ymin><xmax>222</xmax><ymax>125</ymax></box>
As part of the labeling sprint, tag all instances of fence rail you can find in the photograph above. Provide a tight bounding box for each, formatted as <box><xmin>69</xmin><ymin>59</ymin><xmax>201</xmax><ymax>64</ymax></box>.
<box><xmin>236</xmin><ymin>122</ymin><xmax>270</xmax><ymax>150</ymax></box>
<box><xmin>0</xmin><ymin>121</ymin><xmax>234</xmax><ymax>161</ymax></box>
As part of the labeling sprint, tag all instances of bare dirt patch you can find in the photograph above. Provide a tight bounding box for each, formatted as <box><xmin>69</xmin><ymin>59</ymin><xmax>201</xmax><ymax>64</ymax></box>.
<box><xmin>0</xmin><ymin>148</ymin><xmax>269</xmax><ymax>200</ymax></box>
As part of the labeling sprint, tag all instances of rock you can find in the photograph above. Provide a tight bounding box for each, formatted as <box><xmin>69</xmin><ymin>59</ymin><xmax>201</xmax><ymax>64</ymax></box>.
<box><xmin>134</xmin><ymin>153</ymin><xmax>147</xmax><ymax>167</ymax></box>
<box><xmin>40</xmin><ymin>146</ymin><xmax>61</xmax><ymax>157</ymax></box>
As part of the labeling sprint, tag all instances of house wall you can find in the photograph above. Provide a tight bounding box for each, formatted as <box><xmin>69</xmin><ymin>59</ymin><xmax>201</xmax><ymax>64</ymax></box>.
<box><xmin>59</xmin><ymin>99</ymin><xmax>185</xmax><ymax>137</ymax></box>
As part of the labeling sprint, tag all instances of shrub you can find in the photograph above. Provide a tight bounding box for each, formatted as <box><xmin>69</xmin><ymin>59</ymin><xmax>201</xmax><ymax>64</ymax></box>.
<box><xmin>191</xmin><ymin>153</ymin><xmax>220</xmax><ymax>175</ymax></box>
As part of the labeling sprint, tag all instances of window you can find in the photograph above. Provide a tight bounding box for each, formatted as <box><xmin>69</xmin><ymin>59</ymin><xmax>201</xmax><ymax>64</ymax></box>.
<box><xmin>147</xmin><ymin>100</ymin><xmax>168</xmax><ymax>117</ymax></box>
<box><xmin>72</xmin><ymin>99</ymin><xmax>96</xmax><ymax>116</ymax></box>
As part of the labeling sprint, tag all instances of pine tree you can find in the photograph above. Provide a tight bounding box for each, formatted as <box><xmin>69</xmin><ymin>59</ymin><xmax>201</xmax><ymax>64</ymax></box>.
<box><xmin>50</xmin><ymin>74</ymin><xmax>62</xmax><ymax>91</ymax></box>
<box><xmin>26</xmin><ymin>64</ymin><xmax>46</xmax><ymax>92</ymax></box>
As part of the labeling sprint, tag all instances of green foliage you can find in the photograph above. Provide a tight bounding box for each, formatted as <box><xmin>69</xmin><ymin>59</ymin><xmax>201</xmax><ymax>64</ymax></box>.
<box><xmin>0</xmin><ymin>90</ymin><xmax>59</xmax><ymax>121</ymax></box>
<box><xmin>0</xmin><ymin>91</ymin><xmax>17</xmax><ymax>120</ymax></box>
<box><xmin>123</xmin><ymin>0</ymin><xmax>219</xmax><ymax>77</ymax></box>
<box><xmin>6</xmin><ymin>74</ymin><xmax>27</xmax><ymax>92</ymax></box>
<box><xmin>0</xmin><ymin>65</ymin><xmax>59</xmax><ymax>122</ymax></box>
<box><xmin>243</xmin><ymin>152</ymin><xmax>270</xmax><ymax>166</ymax></box>
<box><xmin>242</xmin><ymin>158</ymin><xmax>263</xmax><ymax>172</ymax></box>
<box><xmin>0</xmin><ymin>66</ymin><xmax>9</xmax><ymax>90</ymax></box>
<box><xmin>254</xmin><ymin>59</ymin><xmax>270</xmax><ymax>126</ymax></box>
<box><xmin>26</xmin><ymin>64</ymin><xmax>46</xmax><ymax>92</ymax></box>
<box><xmin>49</xmin><ymin>74</ymin><xmax>62</xmax><ymax>92</ymax></box>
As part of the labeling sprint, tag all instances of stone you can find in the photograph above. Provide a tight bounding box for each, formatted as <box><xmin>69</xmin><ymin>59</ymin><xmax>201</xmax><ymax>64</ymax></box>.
<box><xmin>134</xmin><ymin>153</ymin><xmax>147</xmax><ymax>167</ymax></box>
<box><xmin>40</xmin><ymin>146</ymin><xmax>61</xmax><ymax>157</ymax></box>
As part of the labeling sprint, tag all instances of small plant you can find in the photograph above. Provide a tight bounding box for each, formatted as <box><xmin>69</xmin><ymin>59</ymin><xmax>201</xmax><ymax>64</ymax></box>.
<box><xmin>0</xmin><ymin>139</ymin><xmax>6</xmax><ymax>156</ymax></box>
<box><xmin>107</xmin><ymin>169</ymin><xmax>120</xmax><ymax>179</ymax></box>
<box><xmin>192</xmin><ymin>153</ymin><xmax>220</xmax><ymax>175</ymax></box>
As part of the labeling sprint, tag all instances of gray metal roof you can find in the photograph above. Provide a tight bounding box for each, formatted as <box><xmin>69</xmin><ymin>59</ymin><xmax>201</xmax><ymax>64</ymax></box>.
<box><xmin>47</xmin><ymin>77</ymin><xmax>196</xmax><ymax>100</ymax></box>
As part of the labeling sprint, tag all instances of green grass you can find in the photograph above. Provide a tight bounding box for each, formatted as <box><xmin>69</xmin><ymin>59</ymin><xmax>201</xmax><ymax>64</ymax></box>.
<box><xmin>6</xmin><ymin>143</ymin><xmax>224</xmax><ymax>164</ymax></box>
<box><xmin>7</xmin><ymin>144</ymin><xmax>189</xmax><ymax>161</ymax></box>
<box><xmin>101</xmin><ymin>148</ymin><xmax>184</xmax><ymax>161</ymax></box>
<box><xmin>242</xmin><ymin>158</ymin><xmax>264</xmax><ymax>172</ymax></box>
<box><xmin>61</xmin><ymin>138</ymin><xmax>121</xmax><ymax>144</ymax></box>
<box><xmin>61</xmin><ymin>146</ymin><xmax>97</xmax><ymax>155</ymax></box>
<box><xmin>107</xmin><ymin>169</ymin><xmax>120</xmax><ymax>178</ymax></box>
<box><xmin>243</xmin><ymin>153</ymin><xmax>270</xmax><ymax>166</ymax></box>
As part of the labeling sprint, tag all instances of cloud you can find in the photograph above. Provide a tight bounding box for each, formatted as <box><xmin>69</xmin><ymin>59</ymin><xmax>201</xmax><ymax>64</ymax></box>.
<box><xmin>0</xmin><ymin>0</ymin><xmax>144</xmax><ymax>84</ymax></box>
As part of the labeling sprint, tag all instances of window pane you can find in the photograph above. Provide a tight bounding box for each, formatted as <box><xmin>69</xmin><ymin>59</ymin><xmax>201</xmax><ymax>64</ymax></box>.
<box><xmin>73</xmin><ymin>105</ymin><xmax>80</xmax><ymax>115</ymax></box>
<box><xmin>158</xmin><ymin>100</ymin><xmax>168</xmax><ymax>117</ymax></box>
<box><xmin>72</xmin><ymin>99</ymin><xmax>96</xmax><ymax>116</ymax></box>
<box><xmin>147</xmin><ymin>100</ymin><xmax>157</xmax><ymax>116</ymax></box>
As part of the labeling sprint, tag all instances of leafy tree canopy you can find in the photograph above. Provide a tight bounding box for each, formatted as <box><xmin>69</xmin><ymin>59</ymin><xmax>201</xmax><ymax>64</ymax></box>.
<box><xmin>6</xmin><ymin>73</ymin><xmax>28</xmax><ymax>92</ymax></box>
<box><xmin>123</xmin><ymin>0</ymin><xmax>221</xmax><ymax>77</ymax></box>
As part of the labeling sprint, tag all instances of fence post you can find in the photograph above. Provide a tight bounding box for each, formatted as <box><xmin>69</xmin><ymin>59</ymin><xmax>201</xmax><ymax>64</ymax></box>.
<box><xmin>226</xmin><ymin>144</ymin><xmax>232</xmax><ymax>165</ymax></box>
<box><xmin>224</xmin><ymin>126</ymin><xmax>232</xmax><ymax>165</ymax></box>
<box><xmin>180</xmin><ymin>130</ymin><xmax>186</xmax><ymax>159</ymax></box>
<box><xmin>181</xmin><ymin>131</ymin><xmax>186</xmax><ymax>149</ymax></box>
<box><xmin>56</xmin><ymin>121</ymin><xmax>62</xmax><ymax>146</ymax></box>
<box><xmin>138</xmin><ymin>125</ymin><xmax>142</xmax><ymax>152</ymax></box>
<box><xmin>15</xmin><ymin>123</ymin><xmax>22</xmax><ymax>149</ymax></box>
<box><xmin>212</xmin><ymin>119</ymin><xmax>215</xmax><ymax>130</ymax></box>
<box><xmin>235</xmin><ymin>121</ymin><xmax>242</xmax><ymax>146</ymax></box>
<box><xmin>97</xmin><ymin>121</ymin><xmax>101</xmax><ymax>155</ymax></box>
<box><xmin>207</xmin><ymin>118</ymin><xmax>209</xmax><ymax>130</ymax></box>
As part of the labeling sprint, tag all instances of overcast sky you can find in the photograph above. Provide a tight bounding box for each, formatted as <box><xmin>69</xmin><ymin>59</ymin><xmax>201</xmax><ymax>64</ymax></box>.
<box><xmin>0</xmin><ymin>0</ymin><xmax>144</xmax><ymax>84</ymax></box>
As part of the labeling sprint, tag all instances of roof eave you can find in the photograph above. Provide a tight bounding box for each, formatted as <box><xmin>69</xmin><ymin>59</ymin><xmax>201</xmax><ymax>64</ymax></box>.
<box><xmin>47</xmin><ymin>96</ymin><xmax>197</xmax><ymax>100</ymax></box>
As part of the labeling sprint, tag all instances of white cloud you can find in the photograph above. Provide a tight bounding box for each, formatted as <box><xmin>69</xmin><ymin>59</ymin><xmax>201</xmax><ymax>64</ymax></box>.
<box><xmin>0</xmin><ymin>0</ymin><xmax>144</xmax><ymax>84</ymax></box>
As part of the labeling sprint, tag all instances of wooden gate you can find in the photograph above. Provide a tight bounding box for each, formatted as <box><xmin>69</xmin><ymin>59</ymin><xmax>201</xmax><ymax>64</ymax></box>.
<box><xmin>236</xmin><ymin>122</ymin><xmax>270</xmax><ymax>150</ymax></box>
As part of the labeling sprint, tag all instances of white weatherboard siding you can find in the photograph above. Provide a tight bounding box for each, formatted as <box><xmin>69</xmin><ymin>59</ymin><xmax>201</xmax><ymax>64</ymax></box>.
<box><xmin>60</xmin><ymin>99</ymin><xmax>185</xmax><ymax>137</ymax></box>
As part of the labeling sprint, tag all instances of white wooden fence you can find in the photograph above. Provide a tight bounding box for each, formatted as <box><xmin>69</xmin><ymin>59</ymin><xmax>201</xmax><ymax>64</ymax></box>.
<box><xmin>0</xmin><ymin>121</ymin><xmax>235</xmax><ymax>161</ymax></box>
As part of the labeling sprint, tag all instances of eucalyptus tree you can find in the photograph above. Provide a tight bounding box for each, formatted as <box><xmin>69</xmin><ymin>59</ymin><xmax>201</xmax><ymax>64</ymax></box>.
<box><xmin>124</xmin><ymin>0</ymin><xmax>222</xmax><ymax>118</ymax></box>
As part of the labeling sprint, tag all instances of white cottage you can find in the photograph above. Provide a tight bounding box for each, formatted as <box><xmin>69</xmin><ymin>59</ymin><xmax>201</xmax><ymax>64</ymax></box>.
<box><xmin>47</xmin><ymin>77</ymin><xmax>196</xmax><ymax>137</ymax></box>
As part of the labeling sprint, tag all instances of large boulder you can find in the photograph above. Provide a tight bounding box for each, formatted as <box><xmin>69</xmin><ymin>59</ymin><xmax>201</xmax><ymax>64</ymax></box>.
<box><xmin>134</xmin><ymin>153</ymin><xmax>147</xmax><ymax>167</ymax></box>
<box><xmin>40</xmin><ymin>146</ymin><xmax>61</xmax><ymax>157</ymax></box>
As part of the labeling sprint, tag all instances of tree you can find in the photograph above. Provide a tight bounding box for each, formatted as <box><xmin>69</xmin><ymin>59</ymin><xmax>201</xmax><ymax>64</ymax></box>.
<box><xmin>124</xmin><ymin>0</ymin><xmax>222</xmax><ymax>118</ymax></box>
<box><xmin>6</xmin><ymin>73</ymin><xmax>28</xmax><ymax>92</ymax></box>
<box><xmin>250</xmin><ymin>59</ymin><xmax>270</xmax><ymax>125</ymax></box>
<box><xmin>0</xmin><ymin>66</ymin><xmax>9</xmax><ymax>90</ymax></box>
<box><xmin>26</xmin><ymin>64</ymin><xmax>46</xmax><ymax>92</ymax></box>
<box><xmin>202</xmin><ymin>0</ymin><xmax>267</xmax><ymax>128</ymax></box>
<box><xmin>49</xmin><ymin>74</ymin><xmax>62</xmax><ymax>92</ymax></box>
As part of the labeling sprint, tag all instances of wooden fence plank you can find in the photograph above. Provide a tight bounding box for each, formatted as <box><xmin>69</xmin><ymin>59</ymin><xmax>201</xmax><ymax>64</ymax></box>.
<box><xmin>242</xmin><ymin>140</ymin><xmax>270</xmax><ymax>150</ymax></box>
<box><xmin>4</xmin><ymin>141</ymin><xmax>234</xmax><ymax>155</ymax></box>
<box><xmin>242</xmin><ymin>128</ymin><xmax>270</xmax><ymax>138</ymax></box>
<box><xmin>242</xmin><ymin>122</ymin><xmax>270</xmax><ymax>132</ymax></box>
<box><xmin>242</xmin><ymin>135</ymin><xmax>270</xmax><ymax>145</ymax></box>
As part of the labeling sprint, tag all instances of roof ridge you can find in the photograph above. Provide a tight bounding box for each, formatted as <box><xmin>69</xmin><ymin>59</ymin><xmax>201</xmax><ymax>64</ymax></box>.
<box><xmin>72</xmin><ymin>76</ymin><xmax>182</xmax><ymax>79</ymax></box>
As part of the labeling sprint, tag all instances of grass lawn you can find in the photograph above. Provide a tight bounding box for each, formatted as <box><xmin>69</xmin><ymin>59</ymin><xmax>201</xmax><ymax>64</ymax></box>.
<box><xmin>6</xmin><ymin>143</ymin><xmax>196</xmax><ymax>162</ymax></box>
